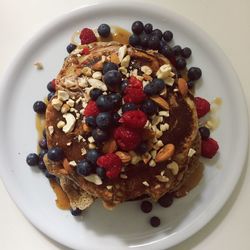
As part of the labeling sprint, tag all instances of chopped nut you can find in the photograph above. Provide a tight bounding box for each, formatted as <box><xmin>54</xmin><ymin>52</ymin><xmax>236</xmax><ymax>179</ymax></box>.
<box><xmin>188</xmin><ymin>148</ymin><xmax>196</xmax><ymax>157</ymax></box>
<box><xmin>84</xmin><ymin>174</ymin><xmax>102</xmax><ymax>185</ymax></box>
<box><xmin>106</xmin><ymin>185</ymin><xmax>113</xmax><ymax>190</ymax></box>
<box><xmin>119</xmin><ymin>66</ymin><xmax>128</xmax><ymax>75</ymax></box>
<box><xmin>159</xmin><ymin>111</ymin><xmax>170</xmax><ymax>117</ymax></box>
<box><xmin>77</xmin><ymin>135</ymin><xmax>83</xmax><ymax>142</ymax></box>
<box><xmin>154</xmin><ymin>184</ymin><xmax>161</xmax><ymax>189</ymax></box>
<box><xmin>142</xmin><ymin>181</ymin><xmax>150</xmax><ymax>187</ymax></box>
<box><xmin>58</xmin><ymin>90</ymin><xmax>69</xmax><ymax>101</ymax></box>
<box><xmin>152</xmin><ymin>116</ymin><xmax>163</xmax><ymax>126</ymax></box>
<box><xmin>92</xmin><ymin>71</ymin><xmax>102</xmax><ymax>80</ymax></box>
<box><xmin>120</xmin><ymin>55</ymin><xmax>131</xmax><ymax>68</ymax></box>
<box><xmin>131</xmin><ymin>155</ymin><xmax>142</xmax><ymax>165</ymax></box>
<box><xmin>149</xmin><ymin>159</ymin><xmax>156</xmax><ymax>167</ymax></box>
<box><xmin>66</xmin><ymin>142</ymin><xmax>72</xmax><ymax>146</ymax></box>
<box><xmin>160</xmin><ymin>170</ymin><xmax>165</xmax><ymax>176</ymax></box>
<box><xmin>81</xmin><ymin>148</ymin><xmax>87</xmax><ymax>155</ymax></box>
<box><xmin>61</xmin><ymin>104</ymin><xmax>70</xmax><ymax>114</ymax></box>
<box><xmin>66</xmin><ymin>99</ymin><xmax>75</xmax><ymax>107</ymax></box>
<box><xmin>78</xmin><ymin>77</ymin><xmax>88</xmax><ymax>88</ymax></box>
<box><xmin>150</xmin><ymin>96</ymin><xmax>169</xmax><ymax>110</ymax></box>
<box><xmin>167</xmin><ymin>161</ymin><xmax>179</xmax><ymax>175</ymax></box>
<box><xmin>153</xmin><ymin>140</ymin><xmax>164</xmax><ymax>150</ymax></box>
<box><xmin>88</xmin><ymin>143</ymin><xmax>96</xmax><ymax>149</ymax></box>
<box><xmin>88</xmin><ymin>136</ymin><xmax>95</xmax><ymax>143</ymax></box>
<box><xmin>33</xmin><ymin>62</ymin><xmax>43</xmax><ymax>70</ymax></box>
<box><xmin>141</xmin><ymin>65</ymin><xmax>152</xmax><ymax>75</ymax></box>
<box><xmin>82</xmin><ymin>67</ymin><xmax>92</xmax><ymax>76</ymax></box>
<box><xmin>155</xmin><ymin>175</ymin><xmax>169</xmax><ymax>182</ymax></box>
<box><xmin>160</xmin><ymin>123</ymin><xmax>169</xmax><ymax>131</ymax></box>
<box><xmin>57</xmin><ymin>120</ymin><xmax>66</xmax><ymax>129</ymax></box>
<box><xmin>150</xmin><ymin>150</ymin><xmax>157</xmax><ymax>159</ymax></box>
<box><xmin>75</xmin><ymin>97</ymin><xmax>82</xmax><ymax>104</ymax></box>
<box><xmin>120</xmin><ymin>174</ymin><xmax>128</xmax><ymax>179</ymax></box>
<box><xmin>156</xmin><ymin>64</ymin><xmax>175</xmax><ymax>86</ymax></box>
<box><xmin>69</xmin><ymin>160</ymin><xmax>77</xmax><ymax>167</ymax></box>
<box><xmin>62</xmin><ymin>113</ymin><xmax>76</xmax><ymax>133</ymax></box>
<box><xmin>51</xmin><ymin>98</ymin><xmax>63</xmax><ymax>111</ymax></box>
<box><xmin>115</xmin><ymin>151</ymin><xmax>131</xmax><ymax>164</ymax></box>
<box><xmin>142</xmin><ymin>152</ymin><xmax>151</xmax><ymax>164</ymax></box>
<box><xmin>155</xmin><ymin>144</ymin><xmax>175</xmax><ymax>163</ymax></box>
<box><xmin>118</xmin><ymin>45</ymin><xmax>127</xmax><ymax>62</ymax></box>
<box><xmin>88</xmin><ymin>78</ymin><xmax>107</xmax><ymax>91</ymax></box>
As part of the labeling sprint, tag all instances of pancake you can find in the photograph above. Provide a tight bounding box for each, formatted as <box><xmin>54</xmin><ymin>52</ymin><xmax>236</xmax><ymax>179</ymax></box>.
<box><xmin>44</xmin><ymin>41</ymin><xmax>202</xmax><ymax>209</ymax></box>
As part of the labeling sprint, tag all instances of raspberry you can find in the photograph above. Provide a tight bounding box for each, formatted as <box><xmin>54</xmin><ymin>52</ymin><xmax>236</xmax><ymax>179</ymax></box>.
<box><xmin>201</xmin><ymin>138</ymin><xmax>219</xmax><ymax>158</ymax></box>
<box><xmin>79</xmin><ymin>28</ymin><xmax>97</xmax><ymax>45</ymax></box>
<box><xmin>97</xmin><ymin>153</ymin><xmax>122</xmax><ymax>179</ymax></box>
<box><xmin>119</xmin><ymin>110</ymin><xmax>147</xmax><ymax>129</ymax></box>
<box><xmin>128</xmin><ymin>76</ymin><xmax>143</xmax><ymax>89</ymax></box>
<box><xmin>194</xmin><ymin>97</ymin><xmax>210</xmax><ymax>118</ymax></box>
<box><xmin>81</xmin><ymin>47</ymin><xmax>90</xmax><ymax>55</ymax></box>
<box><xmin>83</xmin><ymin>100</ymin><xmax>100</xmax><ymax>117</ymax></box>
<box><xmin>114</xmin><ymin>126</ymin><xmax>141</xmax><ymax>151</ymax></box>
<box><xmin>123</xmin><ymin>87</ymin><xmax>146</xmax><ymax>104</ymax></box>
<box><xmin>51</xmin><ymin>79</ymin><xmax>56</xmax><ymax>89</ymax></box>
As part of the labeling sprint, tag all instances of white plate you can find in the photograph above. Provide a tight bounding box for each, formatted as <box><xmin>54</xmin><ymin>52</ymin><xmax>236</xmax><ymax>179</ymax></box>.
<box><xmin>0</xmin><ymin>1</ymin><xmax>248</xmax><ymax>250</ymax></box>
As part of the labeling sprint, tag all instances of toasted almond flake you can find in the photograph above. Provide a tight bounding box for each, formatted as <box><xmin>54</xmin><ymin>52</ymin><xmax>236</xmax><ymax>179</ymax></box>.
<box><xmin>92</xmin><ymin>71</ymin><xmax>102</xmax><ymax>80</ymax></box>
<box><xmin>155</xmin><ymin>175</ymin><xmax>169</xmax><ymax>182</ymax></box>
<box><xmin>160</xmin><ymin>123</ymin><xmax>169</xmax><ymax>132</ymax></box>
<box><xmin>142</xmin><ymin>181</ymin><xmax>150</xmax><ymax>187</ymax></box>
<box><xmin>33</xmin><ymin>62</ymin><xmax>43</xmax><ymax>70</ymax></box>
<box><xmin>48</xmin><ymin>126</ymin><xmax>54</xmax><ymax>135</ymax></box>
<box><xmin>88</xmin><ymin>136</ymin><xmax>95</xmax><ymax>143</ymax></box>
<box><xmin>88</xmin><ymin>78</ymin><xmax>107</xmax><ymax>91</ymax></box>
<box><xmin>118</xmin><ymin>45</ymin><xmax>127</xmax><ymax>62</ymax></box>
<box><xmin>57</xmin><ymin>120</ymin><xmax>66</xmax><ymax>129</ymax></box>
<box><xmin>149</xmin><ymin>159</ymin><xmax>156</xmax><ymax>167</ymax></box>
<box><xmin>167</xmin><ymin>161</ymin><xmax>179</xmax><ymax>175</ymax></box>
<box><xmin>69</xmin><ymin>161</ymin><xmax>77</xmax><ymax>167</ymax></box>
<box><xmin>58</xmin><ymin>90</ymin><xmax>69</xmax><ymax>101</ymax></box>
<box><xmin>141</xmin><ymin>65</ymin><xmax>152</xmax><ymax>75</ymax></box>
<box><xmin>106</xmin><ymin>185</ymin><xmax>113</xmax><ymax>190</ymax></box>
<box><xmin>120</xmin><ymin>55</ymin><xmax>131</xmax><ymax>68</ymax></box>
<box><xmin>66</xmin><ymin>142</ymin><xmax>72</xmax><ymax>146</ymax></box>
<box><xmin>88</xmin><ymin>143</ymin><xmax>96</xmax><ymax>149</ymax></box>
<box><xmin>120</xmin><ymin>174</ymin><xmax>128</xmax><ymax>179</ymax></box>
<box><xmin>62</xmin><ymin>113</ymin><xmax>76</xmax><ymax>133</ymax></box>
<box><xmin>119</xmin><ymin>66</ymin><xmax>128</xmax><ymax>75</ymax></box>
<box><xmin>84</xmin><ymin>174</ymin><xmax>102</xmax><ymax>185</ymax></box>
<box><xmin>78</xmin><ymin>77</ymin><xmax>88</xmax><ymax>88</ymax></box>
<box><xmin>82</xmin><ymin>67</ymin><xmax>92</xmax><ymax>76</ymax></box>
<box><xmin>188</xmin><ymin>148</ymin><xmax>196</xmax><ymax>157</ymax></box>
<box><xmin>154</xmin><ymin>184</ymin><xmax>161</xmax><ymax>189</ymax></box>
<box><xmin>159</xmin><ymin>111</ymin><xmax>170</xmax><ymax>117</ymax></box>
<box><xmin>81</xmin><ymin>148</ymin><xmax>87</xmax><ymax>155</ymax></box>
<box><xmin>51</xmin><ymin>98</ymin><xmax>63</xmax><ymax>111</ymax></box>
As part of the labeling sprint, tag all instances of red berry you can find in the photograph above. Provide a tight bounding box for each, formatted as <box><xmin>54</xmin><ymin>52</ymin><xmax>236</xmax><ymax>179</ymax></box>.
<box><xmin>79</xmin><ymin>28</ymin><xmax>97</xmax><ymax>45</ymax></box>
<box><xmin>97</xmin><ymin>153</ymin><xmax>122</xmax><ymax>179</ymax></box>
<box><xmin>83</xmin><ymin>100</ymin><xmax>100</xmax><ymax>117</ymax></box>
<box><xmin>128</xmin><ymin>76</ymin><xmax>143</xmax><ymax>89</ymax></box>
<box><xmin>81</xmin><ymin>47</ymin><xmax>90</xmax><ymax>55</ymax></box>
<box><xmin>51</xmin><ymin>79</ymin><xmax>56</xmax><ymax>89</ymax></box>
<box><xmin>123</xmin><ymin>87</ymin><xmax>146</xmax><ymax>104</ymax></box>
<box><xmin>201</xmin><ymin>138</ymin><xmax>219</xmax><ymax>158</ymax></box>
<box><xmin>114</xmin><ymin>126</ymin><xmax>141</xmax><ymax>151</ymax></box>
<box><xmin>119</xmin><ymin>110</ymin><xmax>147</xmax><ymax>129</ymax></box>
<box><xmin>194</xmin><ymin>97</ymin><xmax>210</xmax><ymax>118</ymax></box>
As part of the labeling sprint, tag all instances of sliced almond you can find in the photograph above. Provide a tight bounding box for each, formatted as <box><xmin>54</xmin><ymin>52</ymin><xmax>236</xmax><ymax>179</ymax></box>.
<box><xmin>118</xmin><ymin>45</ymin><xmax>127</xmax><ymax>62</ymax></box>
<box><xmin>88</xmin><ymin>78</ymin><xmax>107</xmax><ymax>91</ymax></box>
<box><xmin>155</xmin><ymin>175</ymin><xmax>169</xmax><ymax>182</ymax></box>
<box><xmin>82</xmin><ymin>67</ymin><xmax>92</xmax><ymax>76</ymax></box>
<box><xmin>84</xmin><ymin>174</ymin><xmax>102</xmax><ymax>185</ymax></box>
<box><xmin>115</xmin><ymin>151</ymin><xmax>131</xmax><ymax>164</ymax></box>
<box><xmin>150</xmin><ymin>96</ymin><xmax>169</xmax><ymax>110</ymax></box>
<box><xmin>178</xmin><ymin>78</ymin><xmax>188</xmax><ymax>96</ymax></box>
<box><xmin>92</xmin><ymin>71</ymin><xmax>102</xmax><ymax>80</ymax></box>
<box><xmin>103</xmin><ymin>139</ymin><xmax>117</xmax><ymax>153</ymax></box>
<box><xmin>167</xmin><ymin>161</ymin><xmax>179</xmax><ymax>175</ymax></box>
<box><xmin>155</xmin><ymin>144</ymin><xmax>175</xmax><ymax>163</ymax></box>
<box><xmin>120</xmin><ymin>55</ymin><xmax>131</xmax><ymax>68</ymax></box>
<box><xmin>110</xmin><ymin>53</ymin><xmax>120</xmax><ymax>64</ymax></box>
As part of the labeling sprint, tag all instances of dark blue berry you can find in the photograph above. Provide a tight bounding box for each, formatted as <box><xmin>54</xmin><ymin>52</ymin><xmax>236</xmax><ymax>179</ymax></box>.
<box><xmin>112</xmin><ymin>112</ymin><xmax>120</xmax><ymax>125</ymax></box>
<box><xmin>38</xmin><ymin>160</ymin><xmax>46</xmax><ymax>171</ymax></box>
<box><xmin>76</xmin><ymin>160</ymin><xmax>93</xmax><ymax>176</ymax></box>
<box><xmin>160</xmin><ymin>45</ymin><xmax>174</xmax><ymax>58</ymax></box>
<box><xmin>66</xmin><ymin>43</ymin><xmax>77</xmax><ymax>53</ymax></box>
<box><xmin>199</xmin><ymin>126</ymin><xmax>210</xmax><ymax>140</ymax></box>
<box><xmin>39</xmin><ymin>138</ymin><xmax>47</xmax><ymax>149</ymax></box>
<box><xmin>109</xmin><ymin>93</ymin><xmax>122</xmax><ymax>108</ymax></box>
<box><xmin>158</xmin><ymin>193</ymin><xmax>174</xmax><ymax>207</ymax></box>
<box><xmin>132</xmin><ymin>21</ymin><xmax>144</xmax><ymax>34</ymax></box>
<box><xmin>140</xmin><ymin>200</ymin><xmax>152</xmax><ymax>213</ymax></box>
<box><xmin>39</xmin><ymin>149</ymin><xmax>48</xmax><ymax>160</ymax></box>
<box><xmin>140</xmin><ymin>34</ymin><xmax>149</xmax><ymax>48</ymax></box>
<box><xmin>33</xmin><ymin>101</ymin><xmax>46</xmax><ymax>114</ymax></box>
<box><xmin>47</xmin><ymin>92</ymin><xmax>55</xmax><ymax>101</ymax></box>
<box><xmin>163</xmin><ymin>30</ymin><xmax>173</xmax><ymax>42</ymax></box>
<box><xmin>97</xmin><ymin>24</ymin><xmax>111</xmax><ymax>38</ymax></box>
<box><xmin>122</xmin><ymin>103</ymin><xmax>137</xmax><ymax>113</ymax></box>
<box><xmin>150</xmin><ymin>216</ymin><xmax>161</xmax><ymax>227</ymax></box>
<box><xmin>181</xmin><ymin>47</ymin><xmax>192</xmax><ymax>58</ymax></box>
<box><xmin>45</xmin><ymin>170</ymin><xmax>56</xmax><ymax>179</ymax></box>
<box><xmin>175</xmin><ymin>57</ymin><xmax>187</xmax><ymax>70</ymax></box>
<box><xmin>96</xmin><ymin>167</ymin><xmax>106</xmax><ymax>179</ymax></box>
<box><xmin>85</xmin><ymin>116</ymin><xmax>96</xmax><ymax>128</ymax></box>
<box><xmin>104</xmin><ymin>70</ymin><xmax>122</xmax><ymax>88</ymax></box>
<box><xmin>70</xmin><ymin>208</ymin><xmax>82</xmax><ymax>216</ymax></box>
<box><xmin>129</xmin><ymin>34</ymin><xmax>140</xmax><ymax>46</ymax></box>
<box><xmin>144</xmin><ymin>79</ymin><xmax>165</xmax><ymax>95</ymax></box>
<box><xmin>152</xmin><ymin>79</ymin><xmax>165</xmax><ymax>92</ymax></box>
<box><xmin>47</xmin><ymin>147</ymin><xmax>64</xmax><ymax>161</ymax></box>
<box><xmin>90</xmin><ymin>88</ymin><xmax>102</xmax><ymax>100</ymax></box>
<box><xmin>136</xmin><ymin>143</ymin><xmax>148</xmax><ymax>154</ymax></box>
<box><xmin>96</xmin><ymin>95</ymin><xmax>113</xmax><ymax>111</ymax></box>
<box><xmin>148</xmin><ymin>35</ymin><xmax>160</xmax><ymax>50</ymax></box>
<box><xmin>188</xmin><ymin>67</ymin><xmax>202</xmax><ymax>81</ymax></box>
<box><xmin>187</xmin><ymin>80</ymin><xmax>195</xmax><ymax>89</ymax></box>
<box><xmin>172</xmin><ymin>45</ymin><xmax>182</xmax><ymax>56</ymax></box>
<box><xmin>96</xmin><ymin>112</ymin><xmax>112</xmax><ymax>130</ymax></box>
<box><xmin>151</xmin><ymin>29</ymin><xmax>162</xmax><ymax>39</ymax></box>
<box><xmin>92</xmin><ymin>128</ymin><xmax>108</xmax><ymax>143</ymax></box>
<box><xmin>26</xmin><ymin>153</ymin><xmax>39</xmax><ymax>166</ymax></box>
<box><xmin>121</xmin><ymin>80</ymin><xmax>128</xmax><ymax>93</ymax></box>
<box><xmin>47</xmin><ymin>81</ymin><xmax>55</xmax><ymax>92</ymax></box>
<box><xmin>141</xmin><ymin>99</ymin><xmax>158</xmax><ymax>116</ymax></box>
<box><xmin>86</xmin><ymin>149</ymin><xmax>101</xmax><ymax>164</ymax></box>
<box><xmin>144</xmin><ymin>23</ymin><xmax>153</xmax><ymax>34</ymax></box>
<box><xmin>103</xmin><ymin>62</ymin><xmax>118</xmax><ymax>74</ymax></box>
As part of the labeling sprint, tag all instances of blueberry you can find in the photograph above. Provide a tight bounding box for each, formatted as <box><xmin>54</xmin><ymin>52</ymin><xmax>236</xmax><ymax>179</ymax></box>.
<box><xmin>141</xmin><ymin>99</ymin><xmax>158</xmax><ymax>116</ymax></box>
<box><xmin>109</xmin><ymin>93</ymin><xmax>122</xmax><ymax>108</ymax></box>
<box><xmin>33</xmin><ymin>101</ymin><xmax>46</xmax><ymax>114</ymax></box>
<box><xmin>39</xmin><ymin>138</ymin><xmax>47</xmax><ymax>149</ymax></box>
<box><xmin>47</xmin><ymin>81</ymin><xmax>55</xmax><ymax>92</ymax></box>
<box><xmin>132</xmin><ymin>21</ymin><xmax>144</xmax><ymax>34</ymax></box>
<box><xmin>96</xmin><ymin>112</ymin><xmax>112</xmax><ymax>130</ymax></box>
<box><xmin>47</xmin><ymin>92</ymin><xmax>55</xmax><ymax>101</ymax></box>
<box><xmin>103</xmin><ymin>62</ymin><xmax>118</xmax><ymax>74</ymax></box>
<box><xmin>140</xmin><ymin>200</ymin><xmax>152</xmax><ymax>213</ymax></box>
<box><xmin>70</xmin><ymin>208</ymin><xmax>82</xmax><ymax>216</ymax></box>
<box><xmin>163</xmin><ymin>30</ymin><xmax>173</xmax><ymax>42</ymax></box>
<box><xmin>26</xmin><ymin>153</ymin><xmax>39</xmax><ymax>166</ymax></box>
<box><xmin>140</xmin><ymin>33</ymin><xmax>149</xmax><ymax>48</ymax></box>
<box><xmin>92</xmin><ymin>128</ymin><xmax>109</xmax><ymax>143</ymax></box>
<box><xmin>112</xmin><ymin>112</ymin><xmax>121</xmax><ymax>125</ymax></box>
<box><xmin>148</xmin><ymin>35</ymin><xmax>160</xmax><ymax>50</ymax></box>
<box><xmin>47</xmin><ymin>147</ymin><xmax>64</xmax><ymax>161</ymax></box>
<box><xmin>152</xmin><ymin>79</ymin><xmax>165</xmax><ymax>92</ymax></box>
<box><xmin>90</xmin><ymin>88</ymin><xmax>102</xmax><ymax>100</ymax></box>
<box><xmin>97</xmin><ymin>24</ymin><xmax>111</xmax><ymax>38</ymax></box>
<box><xmin>199</xmin><ymin>126</ymin><xmax>210</xmax><ymax>140</ymax></box>
<box><xmin>122</xmin><ymin>102</ymin><xmax>137</xmax><ymax>113</ymax></box>
<box><xmin>96</xmin><ymin>95</ymin><xmax>113</xmax><ymax>112</ymax></box>
<box><xmin>86</xmin><ymin>149</ymin><xmax>101</xmax><ymax>164</ymax></box>
<box><xmin>144</xmin><ymin>23</ymin><xmax>153</xmax><ymax>34</ymax></box>
<box><xmin>43</xmin><ymin>129</ymin><xmax>47</xmax><ymax>138</ymax></box>
<box><xmin>96</xmin><ymin>167</ymin><xmax>106</xmax><ymax>179</ymax></box>
<box><xmin>76</xmin><ymin>160</ymin><xmax>93</xmax><ymax>176</ymax></box>
<box><xmin>104</xmin><ymin>70</ymin><xmax>122</xmax><ymax>88</ymax></box>
<box><xmin>39</xmin><ymin>149</ymin><xmax>48</xmax><ymax>160</ymax></box>
<box><xmin>66</xmin><ymin>43</ymin><xmax>77</xmax><ymax>53</ymax></box>
<box><xmin>159</xmin><ymin>39</ymin><xmax>167</xmax><ymax>49</ymax></box>
<box><xmin>160</xmin><ymin>45</ymin><xmax>174</xmax><ymax>58</ymax></box>
<box><xmin>38</xmin><ymin>159</ymin><xmax>46</xmax><ymax>171</ymax></box>
<box><xmin>187</xmin><ymin>67</ymin><xmax>202</xmax><ymax>81</ymax></box>
<box><xmin>152</xmin><ymin>29</ymin><xmax>162</xmax><ymax>39</ymax></box>
<box><xmin>129</xmin><ymin>34</ymin><xmax>140</xmax><ymax>47</ymax></box>
<box><xmin>136</xmin><ymin>143</ymin><xmax>148</xmax><ymax>154</ymax></box>
<box><xmin>181</xmin><ymin>47</ymin><xmax>192</xmax><ymax>58</ymax></box>
<box><xmin>150</xmin><ymin>216</ymin><xmax>161</xmax><ymax>227</ymax></box>
<box><xmin>175</xmin><ymin>57</ymin><xmax>187</xmax><ymax>70</ymax></box>
<box><xmin>172</xmin><ymin>45</ymin><xmax>182</xmax><ymax>56</ymax></box>
<box><xmin>144</xmin><ymin>83</ymin><xmax>159</xmax><ymax>95</ymax></box>
<box><xmin>44</xmin><ymin>170</ymin><xmax>56</xmax><ymax>179</ymax></box>
<box><xmin>187</xmin><ymin>80</ymin><xmax>195</xmax><ymax>89</ymax></box>
<box><xmin>121</xmin><ymin>80</ymin><xmax>128</xmax><ymax>94</ymax></box>
<box><xmin>158</xmin><ymin>193</ymin><xmax>174</xmax><ymax>207</ymax></box>
<box><xmin>85</xmin><ymin>116</ymin><xmax>96</xmax><ymax>128</ymax></box>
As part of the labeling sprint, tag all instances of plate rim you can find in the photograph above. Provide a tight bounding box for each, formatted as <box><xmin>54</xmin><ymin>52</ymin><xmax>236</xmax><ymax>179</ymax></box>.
<box><xmin>0</xmin><ymin>1</ymin><xmax>249</xmax><ymax>249</ymax></box>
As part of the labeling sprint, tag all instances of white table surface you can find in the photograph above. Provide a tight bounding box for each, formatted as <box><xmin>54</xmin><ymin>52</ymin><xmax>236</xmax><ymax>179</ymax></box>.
<box><xmin>0</xmin><ymin>0</ymin><xmax>250</xmax><ymax>249</ymax></box>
